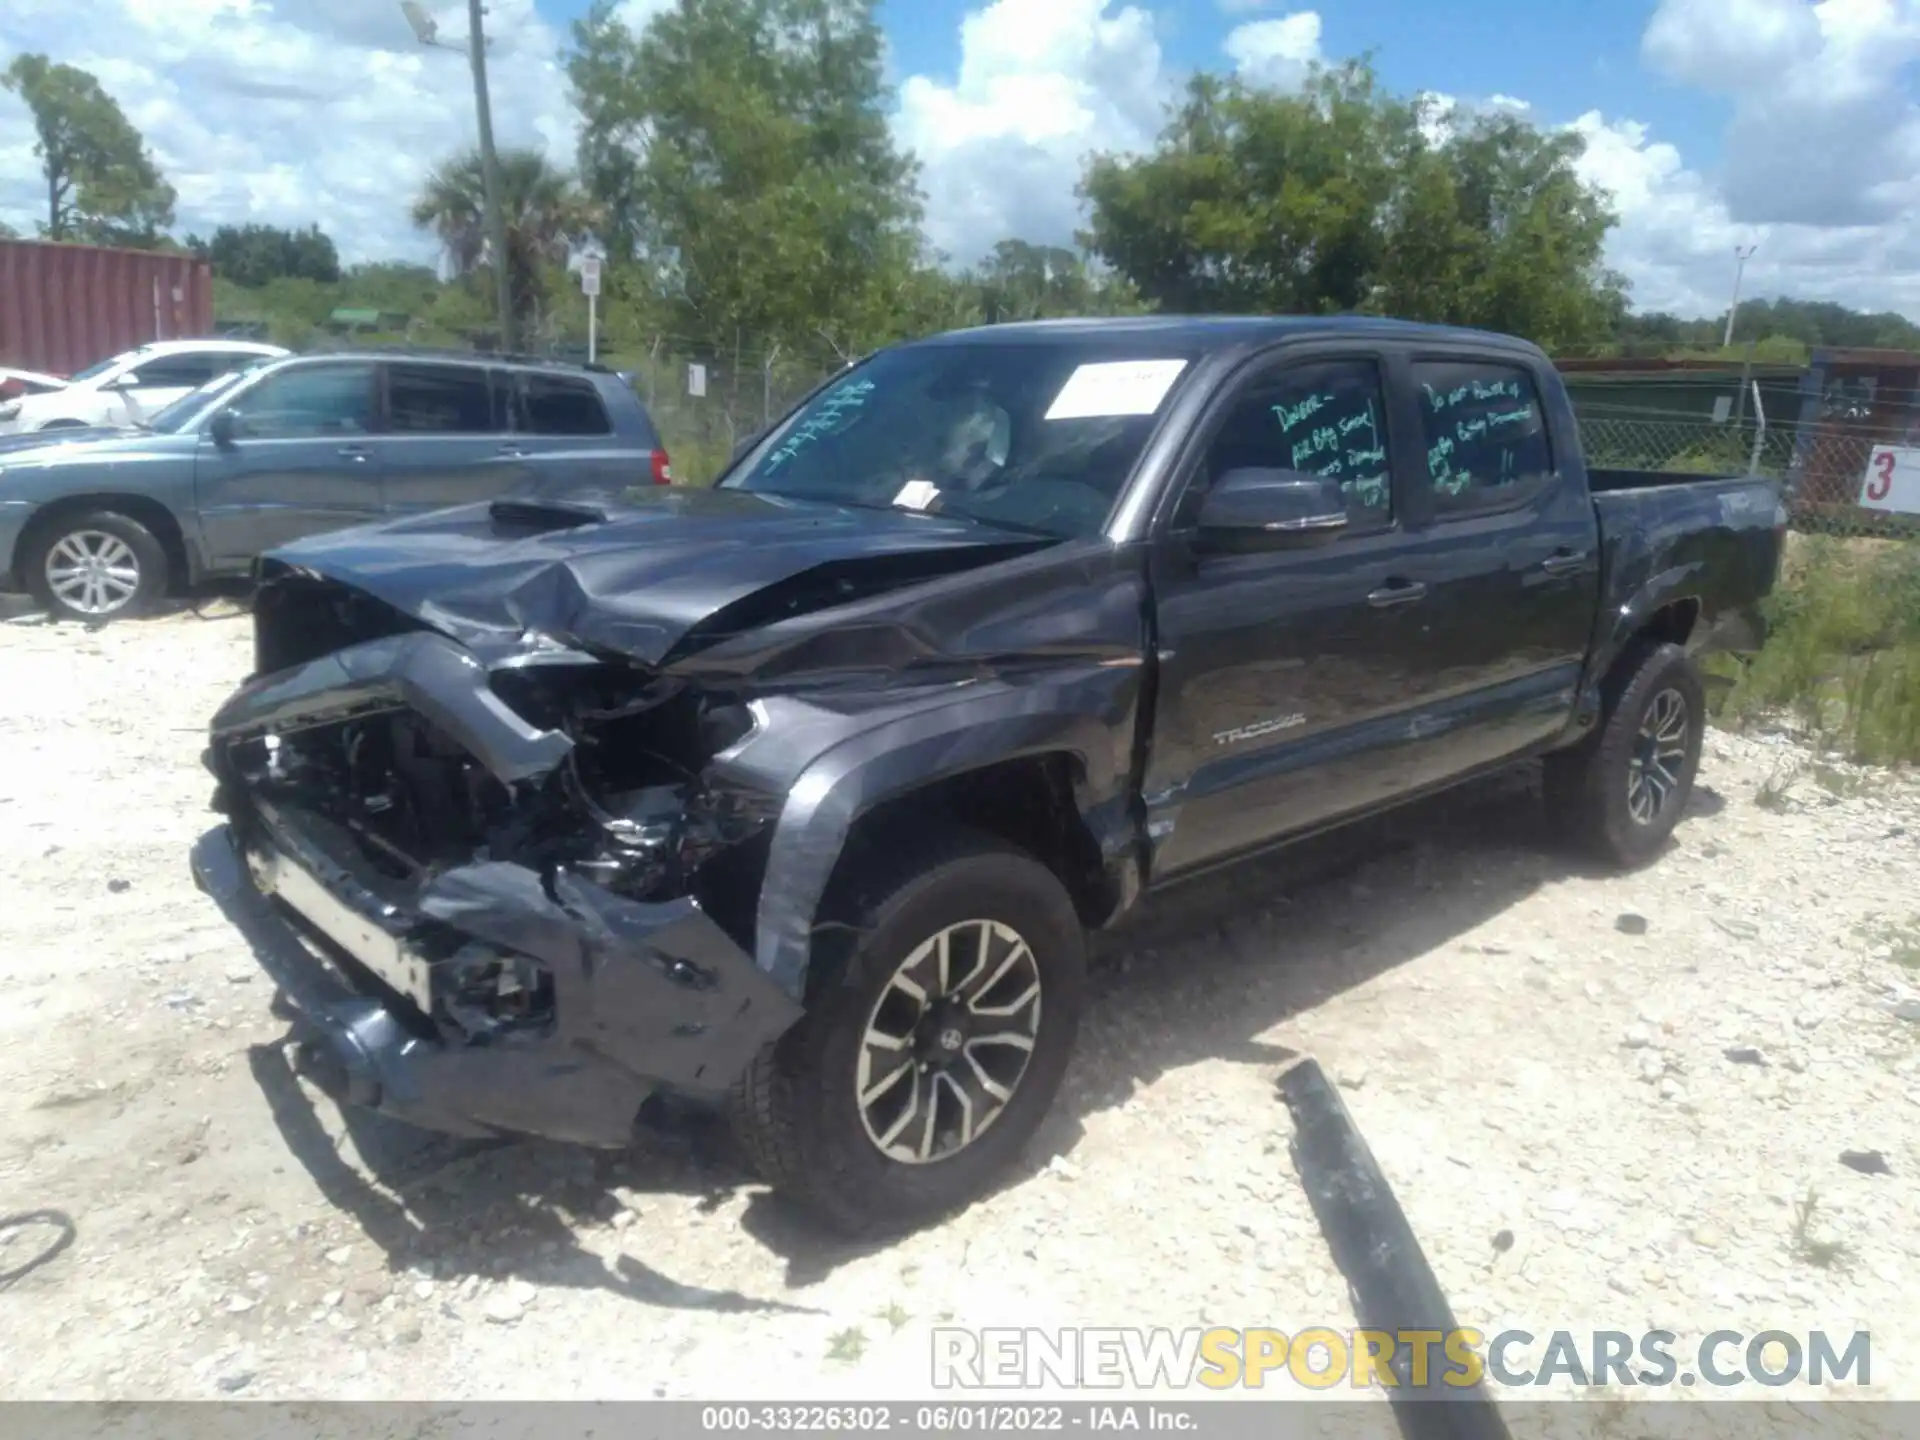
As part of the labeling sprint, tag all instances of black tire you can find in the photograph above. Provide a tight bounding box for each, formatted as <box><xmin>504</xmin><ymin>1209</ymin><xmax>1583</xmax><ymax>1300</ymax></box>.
<box><xmin>731</xmin><ymin>829</ymin><xmax>1086</xmax><ymax>1236</ymax></box>
<box><xmin>23</xmin><ymin>509</ymin><xmax>170</xmax><ymax>623</ymax></box>
<box><xmin>1544</xmin><ymin>640</ymin><xmax>1706</xmax><ymax>867</ymax></box>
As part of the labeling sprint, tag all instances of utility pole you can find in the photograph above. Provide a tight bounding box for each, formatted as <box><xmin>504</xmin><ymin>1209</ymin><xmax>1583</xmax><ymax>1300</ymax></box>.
<box><xmin>466</xmin><ymin>0</ymin><xmax>515</xmax><ymax>353</ymax></box>
<box><xmin>1724</xmin><ymin>244</ymin><xmax>1758</xmax><ymax>349</ymax></box>
<box><xmin>401</xmin><ymin>1</ymin><xmax>516</xmax><ymax>352</ymax></box>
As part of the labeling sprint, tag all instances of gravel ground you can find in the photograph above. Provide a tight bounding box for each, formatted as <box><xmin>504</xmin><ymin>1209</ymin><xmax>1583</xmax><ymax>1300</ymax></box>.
<box><xmin>2</xmin><ymin>608</ymin><xmax>1918</xmax><ymax>1416</ymax></box>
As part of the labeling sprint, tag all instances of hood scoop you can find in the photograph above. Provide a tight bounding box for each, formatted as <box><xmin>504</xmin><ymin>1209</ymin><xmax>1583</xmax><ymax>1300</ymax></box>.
<box><xmin>488</xmin><ymin>497</ymin><xmax>611</xmax><ymax>532</ymax></box>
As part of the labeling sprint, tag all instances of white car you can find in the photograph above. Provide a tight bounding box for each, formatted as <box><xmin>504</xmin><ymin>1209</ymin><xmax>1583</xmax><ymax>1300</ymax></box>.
<box><xmin>0</xmin><ymin>339</ymin><xmax>289</xmax><ymax>435</ymax></box>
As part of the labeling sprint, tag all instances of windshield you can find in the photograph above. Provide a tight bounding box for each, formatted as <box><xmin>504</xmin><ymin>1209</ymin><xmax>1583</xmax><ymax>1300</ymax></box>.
<box><xmin>143</xmin><ymin>359</ymin><xmax>273</xmax><ymax>433</ymax></box>
<box><xmin>720</xmin><ymin>340</ymin><xmax>1197</xmax><ymax>539</ymax></box>
<box><xmin>68</xmin><ymin>351</ymin><xmax>138</xmax><ymax>385</ymax></box>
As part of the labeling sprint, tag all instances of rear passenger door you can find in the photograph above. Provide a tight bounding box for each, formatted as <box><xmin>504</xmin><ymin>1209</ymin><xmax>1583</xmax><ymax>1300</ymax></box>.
<box><xmin>510</xmin><ymin>372</ymin><xmax>647</xmax><ymax>496</ymax></box>
<box><xmin>1390</xmin><ymin>355</ymin><xmax>1601</xmax><ymax>781</ymax></box>
<box><xmin>376</xmin><ymin>361</ymin><xmax>527</xmax><ymax>517</ymax></box>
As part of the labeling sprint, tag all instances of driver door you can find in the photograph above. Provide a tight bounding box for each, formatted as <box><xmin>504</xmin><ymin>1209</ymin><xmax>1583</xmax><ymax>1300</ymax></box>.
<box><xmin>1142</xmin><ymin>348</ymin><xmax>1431</xmax><ymax>879</ymax></box>
<box><xmin>194</xmin><ymin>361</ymin><xmax>384</xmax><ymax>567</ymax></box>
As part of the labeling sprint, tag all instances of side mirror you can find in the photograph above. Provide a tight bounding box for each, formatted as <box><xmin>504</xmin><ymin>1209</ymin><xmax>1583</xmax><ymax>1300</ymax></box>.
<box><xmin>1197</xmin><ymin>468</ymin><xmax>1350</xmax><ymax>549</ymax></box>
<box><xmin>208</xmin><ymin>408</ymin><xmax>239</xmax><ymax>446</ymax></box>
<box><xmin>105</xmin><ymin>373</ymin><xmax>139</xmax><ymax>391</ymax></box>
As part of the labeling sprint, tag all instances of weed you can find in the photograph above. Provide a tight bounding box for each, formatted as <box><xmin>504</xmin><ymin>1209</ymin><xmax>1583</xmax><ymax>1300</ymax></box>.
<box><xmin>1790</xmin><ymin>1186</ymin><xmax>1849</xmax><ymax>1269</ymax></box>
<box><xmin>1755</xmin><ymin>759</ymin><xmax>1803</xmax><ymax>811</ymax></box>
<box><xmin>827</xmin><ymin>1327</ymin><xmax>868</xmax><ymax>1363</ymax></box>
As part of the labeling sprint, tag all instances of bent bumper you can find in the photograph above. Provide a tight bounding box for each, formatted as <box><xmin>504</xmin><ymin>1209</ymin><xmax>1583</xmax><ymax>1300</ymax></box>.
<box><xmin>190</xmin><ymin>812</ymin><xmax>802</xmax><ymax>1148</ymax></box>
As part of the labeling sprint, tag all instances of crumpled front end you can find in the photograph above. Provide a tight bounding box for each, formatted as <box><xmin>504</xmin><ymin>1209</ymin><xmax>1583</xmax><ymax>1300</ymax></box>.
<box><xmin>196</xmin><ymin>578</ymin><xmax>802</xmax><ymax>1147</ymax></box>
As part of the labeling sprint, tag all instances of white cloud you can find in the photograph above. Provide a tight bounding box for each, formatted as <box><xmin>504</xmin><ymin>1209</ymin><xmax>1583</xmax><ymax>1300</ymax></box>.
<box><xmin>1222</xmin><ymin>13</ymin><xmax>1322</xmax><ymax>91</ymax></box>
<box><xmin>1642</xmin><ymin>0</ymin><xmax>1920</xmax><ymax>227</ymax></box>
<box><xmin>895</xmin><ymin>3</ymin><xmax>1327</xmax><ymax>266</ymax></box>
<box><xmin>892</xmin><ymin>0</ymin><xmax>1171</xmax><ymax>267</ymax></box>
<box><xmin>1570</xmin><ymin>0</ymin><xmax>1920</xmax><ymax>315</ymax></box>
<box><xmin>0</xmin><ymin>0</ymin><xmax>580</xmax><ymax>264</ymax></box>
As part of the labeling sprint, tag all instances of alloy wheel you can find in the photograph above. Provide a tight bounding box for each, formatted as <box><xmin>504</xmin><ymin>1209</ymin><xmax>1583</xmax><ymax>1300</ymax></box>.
<box><xmin>1626</xmin><ymin>687</ymin><xmax>1690</xmax><ymax>825</ymax></box>
<box><xmin>45</xmin><ymin>529</ymin><xmax>142</xmax><ymax>617</ymax></box>
<box><xmin>855</xmin><ymin>919</ymin><xmax>1044</xmax><ymax>1164</ymax></box>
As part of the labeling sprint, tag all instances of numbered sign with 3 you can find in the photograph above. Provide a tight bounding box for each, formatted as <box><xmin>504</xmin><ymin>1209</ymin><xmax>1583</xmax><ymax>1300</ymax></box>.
<box><xmin>1861</xmin><ymin>446</ymin><xmax>1920</xmax><ymax>515</ymax></box>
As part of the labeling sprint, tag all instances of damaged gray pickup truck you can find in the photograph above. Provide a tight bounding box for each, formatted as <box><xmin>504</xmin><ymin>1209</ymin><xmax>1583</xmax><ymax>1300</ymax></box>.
<box><xmin>194</xmin><ymin>316</ymin><xmax>1785</xmax><ymax>1233</ymax></box>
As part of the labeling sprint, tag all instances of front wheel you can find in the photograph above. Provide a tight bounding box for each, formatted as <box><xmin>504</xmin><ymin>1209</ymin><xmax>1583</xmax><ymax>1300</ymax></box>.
<box><xmin>24</xmin><ymin>510</ymin><xmax>170</xmax><ymax>623</ymax></box>
<box><xmin>1544</xmin><ymin>640</ymin><xmax>1706</xmax><ymax>867</ymax></box>
<box><xmin>731</xmin><ymin>831</ymin><xmax>1086</xmax><ymax>1235</ymax></box>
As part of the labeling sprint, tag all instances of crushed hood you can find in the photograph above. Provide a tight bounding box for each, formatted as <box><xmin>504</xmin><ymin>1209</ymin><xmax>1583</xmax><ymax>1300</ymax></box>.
<box><xmin>260</xmin><ymin>485</ymin><xmax>1055</xmax><ymax>668</ymax></box>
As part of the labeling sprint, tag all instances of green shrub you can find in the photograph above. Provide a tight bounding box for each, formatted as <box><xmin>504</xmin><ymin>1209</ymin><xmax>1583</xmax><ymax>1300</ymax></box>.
<box><xmin>1714</xmin><ymin>537</ymin><xmax>1920</xmax><ymax>764</ymax></box>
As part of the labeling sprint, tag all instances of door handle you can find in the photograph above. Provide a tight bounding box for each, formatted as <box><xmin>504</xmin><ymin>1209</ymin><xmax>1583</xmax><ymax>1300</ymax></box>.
<box><xmin>337</xmin><ymin>445</ymin><xmax>369</xmax><ymax>462</ymax></box>
<box><xmin>1540</xmin><ymin>549</ymin><xmax>1589</xmax><ymax>575</ymax></box>
<box><xmin>1367</xmin><ymin>580</ymin><xmax>1428</xmax><ymax>609</ymax></box>
<box><xmin>496</xmin><ymin>444</ymin><xmax>526</xmax><ymax>457</ymax></box>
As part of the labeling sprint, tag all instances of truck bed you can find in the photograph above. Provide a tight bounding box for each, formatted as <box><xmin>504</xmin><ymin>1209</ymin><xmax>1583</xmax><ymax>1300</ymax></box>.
<box><xmin>1587</xmin><ymin>466</ymin><xmax>1759</xmax><ymax>494</ymax></box>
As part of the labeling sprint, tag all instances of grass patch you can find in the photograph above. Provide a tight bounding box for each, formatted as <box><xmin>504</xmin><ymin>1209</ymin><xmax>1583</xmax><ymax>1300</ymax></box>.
<box><xmin>1712</xmin><ymin>535</ymin><xmax>1920</xmax><ymax>765</ymax></box>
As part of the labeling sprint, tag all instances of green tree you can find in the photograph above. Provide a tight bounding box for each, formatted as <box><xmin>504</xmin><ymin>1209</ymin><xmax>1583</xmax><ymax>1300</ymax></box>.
<box><xmin>196</xmin><ymin>223</ymin><xmax>341</xmax><ymax>287</ymax></box>
<box><xmin>566</xmin><ymin>0</ymin><xmax>929</xmax><ymax>357</ymax></box>
<box><xmin>961</xmin><ymin>239</ymin><xmax>1146</xmax><ymax>323</ymax></box>
<box><xmin>1081</xmin><ymin>62</ymin><xmax>1624</xmax><ymax>348</ymax></box>
<box><xmin>410</xmin><ymin>147</ymin><xmax>592</xmax><ymax>341</ymax></box>
<box><xmin>1</xmin><ymin>54</ymin><xmax>176</xmax><ymax>246</ymax></box>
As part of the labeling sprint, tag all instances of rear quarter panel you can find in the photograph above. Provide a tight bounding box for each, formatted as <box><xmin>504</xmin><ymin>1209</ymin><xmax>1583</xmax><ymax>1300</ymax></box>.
<box><xmin>514</xmin><ymin>373</ymin><xmax>662</xmax><ymax>499</ymax></box>
<box><xmin>1587</xmin><ymin>477</ymin><xmax>1784</xmax><ymax>685</ymax></box>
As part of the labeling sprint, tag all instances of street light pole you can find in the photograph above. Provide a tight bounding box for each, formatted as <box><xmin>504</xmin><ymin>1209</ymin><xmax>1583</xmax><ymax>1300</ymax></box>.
<box><xmin>465</xmin><ymin>0</ymin><xmax>515</xmax><ymax>353</ymax></box>
<box><xmin>1724</xmin><ymin>244</ymin><xmax>1758</xmax><ymax>349</ymax></box>
<box><xmin>401</xmin><ymin>1</ymin><xmax>515</xmax><ymax>353</ymax></box>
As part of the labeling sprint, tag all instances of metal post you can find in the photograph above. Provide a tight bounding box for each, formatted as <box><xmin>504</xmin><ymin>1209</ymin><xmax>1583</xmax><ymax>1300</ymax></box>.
<box><xmin>1724</xmin><ymin>244</ymin><xmax>1758</xmax><ymax>349</ymax></box>
<box><xmin>588</xmin><ymin>293</ymin><xmax>598</xmax><ymax>364</ymax></box>
<box><xmin>467</xmin><ymin>0</ymin><xmax>515</xmax><ymax>353</ymax></box>
<box><xmin>1749</xmin><ymin>381</ymin><xmax>1767</xmax><ymax>476</ymax></box>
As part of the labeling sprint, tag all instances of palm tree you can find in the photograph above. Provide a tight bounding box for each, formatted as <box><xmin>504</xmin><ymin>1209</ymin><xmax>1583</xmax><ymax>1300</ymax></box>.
<box><xmin>411</xmin><ymin>147</ymin><xmax>593</xmax><ymax>342</ymax></box>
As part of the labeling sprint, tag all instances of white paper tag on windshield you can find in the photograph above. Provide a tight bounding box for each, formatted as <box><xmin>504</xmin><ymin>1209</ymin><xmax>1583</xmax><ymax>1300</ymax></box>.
<box><xmin>893</xmin><ymin>479</ymin><xmax>940</xmax><ymax>510</ymax></box>
<box><xmin>1044</xmin><ymin>359</ymin><xmax>1188</xmax><ymax>421</ymax></box>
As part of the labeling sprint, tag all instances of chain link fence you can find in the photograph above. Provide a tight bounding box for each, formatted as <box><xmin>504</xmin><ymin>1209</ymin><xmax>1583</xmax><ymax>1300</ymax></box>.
<box><xmin>1575</xmin><ymin>412</ymin><xmax>1920</xmax><ymax>540</ymax></box>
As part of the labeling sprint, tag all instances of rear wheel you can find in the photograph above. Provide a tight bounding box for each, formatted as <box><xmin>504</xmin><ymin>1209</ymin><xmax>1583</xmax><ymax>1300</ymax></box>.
<box><xmin>24</xmin><ymin>510</ymin><xmax>170</xmax><ymax>623</ymax></box>
<box><xmin>1544</xmin><ymin>640</ymin><xmax>1705</xmax><ymax>867</ymax></box>
<box><xmin>731</xmin><ymin>830</ymin><xmax>1086</xmax><ymax>1235</ymax></box>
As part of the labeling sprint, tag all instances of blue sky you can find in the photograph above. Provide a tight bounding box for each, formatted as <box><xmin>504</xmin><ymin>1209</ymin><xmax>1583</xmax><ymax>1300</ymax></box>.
<box><xmin>4</xmin><ymin>0</ymin><xmax>1920</xmax><ymax>320</ymax></box>
<box><xmin>534</xmin><ymin>0</ymin><xmax>1723</xmax><ymax>169</ymax></box>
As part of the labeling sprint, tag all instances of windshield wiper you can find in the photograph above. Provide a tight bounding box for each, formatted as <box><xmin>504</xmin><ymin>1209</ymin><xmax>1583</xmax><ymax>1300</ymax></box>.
<box><xmin>924</xmin><ymin>502</ymin><xmax>1059</xmax><ymax>539</ymax></box>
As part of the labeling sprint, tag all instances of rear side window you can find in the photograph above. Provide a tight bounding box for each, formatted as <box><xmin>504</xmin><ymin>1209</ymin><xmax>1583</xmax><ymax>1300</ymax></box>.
<box><xmin>386</xmin><ymin>364</ymin><xmax>500</xmax><ymax>434</ymax></box>
<box><xmin>1412</xmin><ymin>361</ymin><xmax>1553</xmax><ymax>513</ymax></box>
<box><xmin>518</xmin><ymin>374</ymin><xmax>612</xmax><ymax>436</ymax></box>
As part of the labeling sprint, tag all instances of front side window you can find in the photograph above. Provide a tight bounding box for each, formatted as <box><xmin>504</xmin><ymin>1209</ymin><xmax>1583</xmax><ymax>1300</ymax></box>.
<box><xmin>1413</xmin><ymin>361</ymin><xmax>1553</xmax><ymax>512</ymax></box>
<box><xmin>1200</xmin><ymin>358</ymin><xmax>1393</xmax><ymax>524</ymax></box>
<box><xmin>145</xmin><ymin>360</ymin><xmax>274</xmax><ymax>433</ymax></box>
<box><xmin>722</xmin><ymin>342</ymin><xmax>1198</xmax><ymax>539</ymax></box>
<box><xmin>225</xmin><ymin>363</ymin><xmax>376</xmax><ymax>439</ymax></box>
<box><xmin>387</xmin><ymin>363</ymin><xmax>499</xmax><ymax>434</ymax></box>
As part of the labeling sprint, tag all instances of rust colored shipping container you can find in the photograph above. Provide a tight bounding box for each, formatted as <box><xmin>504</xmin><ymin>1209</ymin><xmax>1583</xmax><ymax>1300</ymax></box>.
<box><xmin>0</xmin><ymin>238</ymin><xmax>215</xmax><ymax>378</ymax></box>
